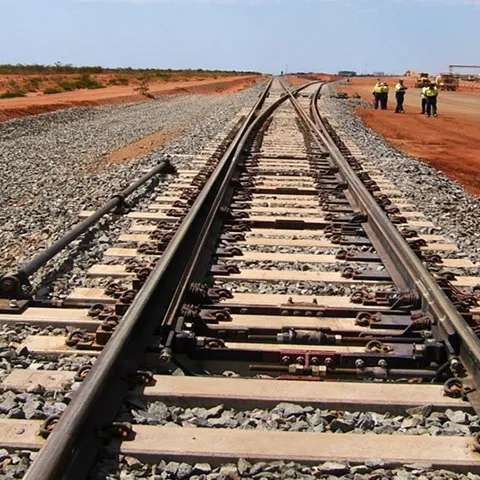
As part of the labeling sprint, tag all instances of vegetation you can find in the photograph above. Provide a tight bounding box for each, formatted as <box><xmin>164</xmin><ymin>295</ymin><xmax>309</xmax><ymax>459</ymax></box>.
<box><xmin>0</xmin><ymin>80</ymin><xmax>27</xmax><ymax>98</ymax></box>
<box><xmin>57</xmin><ymin>73</ymin><xmax>105</xmax><ymax>91</ymax></box>
<box><xmin>134</xmin><ymin>76</ymin><xmax>153</xmax><ymax>97</ymax></box>
<box><xmin>57</xmin><ymin>79</ymin><xmax>77</xmax><ymax>91</ymax></box>
<box><xmin>0</xmin><ymin>63</ymin><xmax>260</xmax><ymax>77</ymax></box>
<box><xmin>74</xmin><ymin>73</ymin><xmax>105</xmax><ymax>89</ymax></box>
<box><xmin>43</xmin><ymin>87</ymin><xmax>63</xmax><ymax>95</ymax></box>
<box><xmin>108</xmin><ymin>76</ymin><xmax>129</xmax><ymax>86</ymax></box>
<box><xmin>0</xmin><ymin>63</ymin><xmax>260</xmax><ymax>99</ymax></box>
<box><xmin>7</xmin><ymin>80</ymin><xmax>22</xmax><ymax>90</ymax></box>
<box><xmin>27</xmin><ymin>77</ymin><xmax>43</xmax><ymax>92</ymax></box>
<box><xmin>0</xmin><ymin>90</ymin><xmax>26</xmax><ymax>99</ymax></box>
<box><xmin>40</xmin><ymin>74</ymin><xmax>106</xmax><ymax>95</ymax></box>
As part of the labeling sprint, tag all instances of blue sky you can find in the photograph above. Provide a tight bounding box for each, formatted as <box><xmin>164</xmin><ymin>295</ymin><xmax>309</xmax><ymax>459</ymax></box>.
<box><xmin>0</xmin><ymin>0</ymin><xmax>478</xmax><ymax>74</ymax></box>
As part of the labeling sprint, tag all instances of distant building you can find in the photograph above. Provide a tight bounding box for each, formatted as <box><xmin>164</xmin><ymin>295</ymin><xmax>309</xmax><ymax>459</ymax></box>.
<box><xmin>373</xmin><ymin>71</ymin><xmax>385</xmax><ymax>76</ymax></box>
<box><xmin>338</xmin><ymin>70</ymin><xmax>356</xmax><ymax>77</ymax></box>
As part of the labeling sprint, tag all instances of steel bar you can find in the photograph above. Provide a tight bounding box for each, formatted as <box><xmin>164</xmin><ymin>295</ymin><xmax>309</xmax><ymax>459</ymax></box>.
<box><xmin>0</xmin><ymin>159</ymin><xmax>176</xmax><ymax>299</ymax></box>
<box><xmin>23</xmin><ymin>78</ymin><xmax>280</xmax><ymax>480</ymax></box>
<box><xmin>301</xmin><ymin>82</ymin><xmax>480</xmax><ymax>412</ymax></box>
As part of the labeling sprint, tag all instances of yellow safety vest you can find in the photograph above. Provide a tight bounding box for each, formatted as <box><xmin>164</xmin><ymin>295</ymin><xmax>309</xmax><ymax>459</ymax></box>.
<box><xmin>380</xmin><ymin>85</ymin><xmax>389</xmax><ymax>93</ymax></box>
<box><xmin>373</xmin><ymin>84</ymin><xmax>382</xmax><ymax>93</ymax></box>
<box><xmin>395</xmin><ymin>83</ymin><xmax>407</xmax><ymax>92</ymax></box>
<box><xmin>421</xmin><ymin>87</ymin><xmax>428</xmax><ymax>98</ymax></box>
<box><xmin>424</xmin><ymin>86</ymin><xmax>439</xmax><ymax>97</ymax></box>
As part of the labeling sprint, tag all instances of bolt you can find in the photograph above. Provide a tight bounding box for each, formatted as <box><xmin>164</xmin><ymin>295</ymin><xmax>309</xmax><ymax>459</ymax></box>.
<box><xmin>324</xmin><ymin>357</ymin><xmax>333</xmax><ymax>367</ymax></box>
<box><xmin>310</xmin><ymin>356</ymin><xmax>319</xmax><ymax>365</ymax></box>
<box><xmin>9</xmin><ymin>299</ymin><xmax>18</xmax><ymax>308</ymax></box>
<box><xmin>355</xmin><ymin>359</ymin><xmax>365</xmax><ymax>368</ymax></box>
<box><xmin>159</xmin><ymin>348</ymin><xmax>172</xmax><ymax>364</ymax></box>
<box><xmin>281</xmin><ymin>355</ymin><xmax>290</xmax><ymax>365</ymax></box>
<box><xmin>378</xmin><ymin>359</ymin><xmax>388</xmax><ymax>368</ymax></box>
<box><xmin>450</xmin><ymin>358</ymin><xmax>461</xmax><ymax>372</ymax></box>
<box><xmin>295</xmin><ymin>356</ymin><xmax>305</xmax><ymax>365</ymax></box>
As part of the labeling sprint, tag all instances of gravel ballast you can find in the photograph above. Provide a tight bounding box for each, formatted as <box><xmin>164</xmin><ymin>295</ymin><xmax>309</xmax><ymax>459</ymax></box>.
<box><xmin>318</xmin><ymin>85</ymin><xmax>480</xmax><ymax>267</ymax></box>
<box><xmin>0</xmin><ymin>84</ymin><xmax>264</xmax><ymax>297</ymax></box>
<box><xmin>89</xmin><ymin>456</ymin><xmax>480</xmax><ymax>480</ymax></box>
<box><xmin>215</xmin><ymin>279</ymin><xmax>387</xmax><ymax>296</ymax></box>
<box><xmin>4</xmin><ymin>453</ymin><xmax>479</xmax><ymax>480</ymax></box>
<box><xmin>121</xmin><ymin>400</ymin><xmax>478</xmax><ymax>437</ymax></box>
<box><xmin>0</xmin><ymin>323</ymin><xmax>93</xmax><ymax>381</ymax></box>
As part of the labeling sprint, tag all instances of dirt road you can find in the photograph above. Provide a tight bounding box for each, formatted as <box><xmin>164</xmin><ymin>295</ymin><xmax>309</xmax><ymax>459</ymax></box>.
<box><xmin>342</xmin><ymin>80</ymin><xmax>480</xmax><ymax>119</ymax></box>
<box><xmin>338</xmin><ymin>77</ymin><xmax>480</xmax><ymax>196</ymax></box>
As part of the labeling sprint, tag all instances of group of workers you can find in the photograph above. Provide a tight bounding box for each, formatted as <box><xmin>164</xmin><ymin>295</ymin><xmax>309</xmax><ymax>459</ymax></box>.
<box><xmin>372</xmin><ymin>79</ymin><xmax>439</xmax><ymax>117</ymax></box>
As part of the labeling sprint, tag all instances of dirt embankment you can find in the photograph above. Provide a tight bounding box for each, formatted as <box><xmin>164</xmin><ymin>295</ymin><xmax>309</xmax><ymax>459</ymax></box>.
<box><xmin>0</xmin><ymin>75</ymin><xmax>264</xmax><ymax>122</ymax></box>
<box><xmin>337</xmin><ymin>76</ymin><xmax>480</xmax><ymax>196</ymax></box>
<box><xmin>91</xmin><ymin>124</ymin><xmax>185</xmax><ymax>174</ymax></box>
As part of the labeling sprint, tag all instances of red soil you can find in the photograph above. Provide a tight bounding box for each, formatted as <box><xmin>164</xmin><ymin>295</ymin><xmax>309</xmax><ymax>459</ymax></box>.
<box><xmin>0</xmin><ymin>75</ymin><xmax>264</xmax><ymax>122</ymax></box>
<box><xmin>337</xmin><ymin>77</ymin><xmax>480</xmax><ymax>196</ymax></box>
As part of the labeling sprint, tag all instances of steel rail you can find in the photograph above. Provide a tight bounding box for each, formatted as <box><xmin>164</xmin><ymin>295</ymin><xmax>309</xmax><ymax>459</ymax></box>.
<box><xmin>281</xmin><ymin>80</ymin><xmax>480</xmax><ymax>411</ymax></box>
<box><xmin>24</xmin><ymin>78</ymin><xmax>289</xmax><ymax>480</ymax></box>
<box><xmin>155</xmin><ymin>81</ymin><xmax>320</xmax><ymax>345</ymax></box>
<box><xmin>0</xmin><ymin>159</ymin><xmax>176</xmax><ymax>300</ymax></box>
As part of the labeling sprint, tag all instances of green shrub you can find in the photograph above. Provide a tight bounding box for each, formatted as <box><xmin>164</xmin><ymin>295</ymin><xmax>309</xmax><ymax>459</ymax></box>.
<box><xmin>0</xmin><ymin>64</ymin><xmax>261</xmax><ymax>77</ymax></box>
<box><xmin>49</xmin><ymin>74</ymin><xmax>105</xmax><ymax>93</ymax></box>
<box><xmin>8</xmin><ymin>79</ymin><xmax>21</xmax><ymax>89</ymax></box>
<box><xmin>27</xmin><ymin>77</ymin><xmax>43</xmax><ymax>91</ymax></box>
<box><xmin>134</xmin><ymin>77</ymin><xmax>151</xmax><ymax>96</ymax></box>
<box><xmin>43</xmin><ymin>87</ymin><xmax>63</xmax><ymax>95</ymax></box>
<box><xmin>75</xmin><ymin>73</ymin><xmax>105</xmax><ymax>89</ymax></box>
<box><xmin>108</xmin><ymin>76</ymin><xmax>129</xmax><ymax>86</ymax></box>
<box><xmin>57</xmin><ymin>80</ymin><xmax>77</xmax><ymax>91</ymax></box>
<box><xmin>0</xmin><ymin>90</ymin><xmax>26</xmax><ymax>99</ymax></box>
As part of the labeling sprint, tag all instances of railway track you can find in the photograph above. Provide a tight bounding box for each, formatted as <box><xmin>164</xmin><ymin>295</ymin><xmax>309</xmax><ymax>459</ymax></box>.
<box><xmin>1</xmin><ymin>77</ymin><xmax>480</xmax><ymax>478</ymax></box>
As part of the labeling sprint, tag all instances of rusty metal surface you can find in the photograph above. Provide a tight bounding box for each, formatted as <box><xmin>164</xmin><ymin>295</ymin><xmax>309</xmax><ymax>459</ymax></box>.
<box><xmin>306</xmin><ymin>82</ymin><xmax>480</xmax><ymax>412</ymax></box>
<box><xmin>24</xmin><ymin>77</ymin><xmax>294</xmax><ymax>480</ymax></box>
<box><xmin>13</xmin><ymin>77</ymin><xmax>480</xmax><ymax>478</ymax></box>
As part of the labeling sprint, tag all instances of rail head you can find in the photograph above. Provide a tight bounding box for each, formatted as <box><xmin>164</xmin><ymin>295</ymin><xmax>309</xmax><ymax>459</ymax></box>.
<box><xmin>23</xmin><ymin>77</ymin><xmax>324</xmax><ymax>480</ymax></box>
<box><xmin>305</xmin><ymin>82</ymin><xmax>480</xmax><ymax>413</ymax></box>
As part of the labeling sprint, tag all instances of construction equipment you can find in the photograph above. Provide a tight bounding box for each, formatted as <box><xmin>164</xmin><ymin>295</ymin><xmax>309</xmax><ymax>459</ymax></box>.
<box><xmin>449</xmin><ymin>64</ymin><xmax>480</xmax><ymax>74</ymax></box>
<box><xmin>435</xmin><ymin>73</ymin><xmax>459</xmax><ymax>91</ymax></box>
<box><xmin>414</xmin><ymin>72</ymin><xmax>430</xmax><ymax>88</ymax></box>
<box><xmin>448</xmin><ymin>65</ymin><xmax>480</xmax><ymax>83</ymax></box>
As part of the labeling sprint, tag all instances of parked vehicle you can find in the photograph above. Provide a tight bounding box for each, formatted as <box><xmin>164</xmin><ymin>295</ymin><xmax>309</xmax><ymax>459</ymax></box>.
<box><xmin>435</xmin><ymin>74</ymin><xmax>459</xmax><ymax>91</ymax></box>
<box><xmin>414</xmin><ymin>72</ymin><xmax>430</xmax><ymax>88</ymax></box>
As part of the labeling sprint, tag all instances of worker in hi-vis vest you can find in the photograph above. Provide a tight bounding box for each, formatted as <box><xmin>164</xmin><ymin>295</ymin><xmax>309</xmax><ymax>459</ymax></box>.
<box><xmin>424</xmin><ymin>82</ymin><xmax>439</xmax><ymax>117</ymax></box>
<box><xmin>372</xmin><ymin>79</ymin><xmax>382</xmax><ymax>110</ymax></box>
<box><xmin>379</xmin><ymin>82</ymin><xmax>389</xmax><ymax>110</ymax></box>
<box><xmin>394</xmin><ymin>79</ymin><xmax>408</xmax><ymax>114</ymax></box>
<box><xmin>420</xmin><ymin>84</ymin><xmax>430</xmax><ymax>115</ymax></box>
